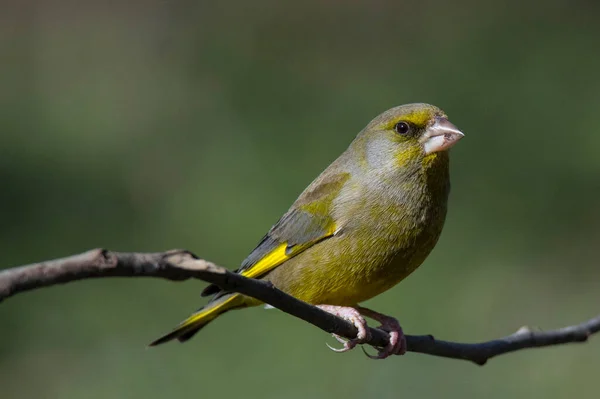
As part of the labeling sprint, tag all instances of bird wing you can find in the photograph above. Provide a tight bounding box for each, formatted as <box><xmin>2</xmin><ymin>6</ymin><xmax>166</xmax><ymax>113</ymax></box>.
<box><xmin>201</xmin><ymin>172</ymin><xmax>350</xmax><ymax>296</ymax></box>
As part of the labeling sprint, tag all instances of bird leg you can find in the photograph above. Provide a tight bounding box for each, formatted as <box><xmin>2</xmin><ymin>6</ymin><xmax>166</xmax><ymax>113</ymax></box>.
<box><xmin>356</xmin><ymin>306</ymin><xmax>406</xmax><ymax>359</ymax></box>
<box><xmin>316</xmin><ymin>305</ymin><xmax>371</xmax><ymax>353</ymax></box>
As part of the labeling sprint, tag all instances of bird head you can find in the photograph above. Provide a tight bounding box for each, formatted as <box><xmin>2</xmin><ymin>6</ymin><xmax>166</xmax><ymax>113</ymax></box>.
<box><xmin>357</xmin><ymin>103</ymin><xmax>464</xmax><ymax>171</ymax></box>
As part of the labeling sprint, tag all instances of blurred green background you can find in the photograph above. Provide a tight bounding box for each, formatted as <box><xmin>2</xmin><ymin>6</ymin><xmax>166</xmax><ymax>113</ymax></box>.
<box><xmin>1</xmin><ymin>1</ymin><xmax>599</xmax><ymax>398</ymax></box>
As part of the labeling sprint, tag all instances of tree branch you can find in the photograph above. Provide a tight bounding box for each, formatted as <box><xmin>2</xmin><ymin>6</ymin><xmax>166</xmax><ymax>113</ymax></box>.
<box><xmin>0</xmin><ymin>249</ymin><xmax>597</xmax><ymax>365</ymax></box>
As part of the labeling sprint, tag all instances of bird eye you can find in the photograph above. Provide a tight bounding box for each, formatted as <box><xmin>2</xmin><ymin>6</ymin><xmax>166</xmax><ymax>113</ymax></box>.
<box><xmin>394</xmin><ymin>121</ymin><xmax>410</xmax><ymax>135</ymax></box>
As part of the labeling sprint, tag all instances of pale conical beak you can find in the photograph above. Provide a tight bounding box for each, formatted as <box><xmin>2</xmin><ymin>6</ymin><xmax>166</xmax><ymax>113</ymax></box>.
<box><xmin>422</xmin><ymin>117</ymin><xmax>464</xmax><ymax>155</ymax></box>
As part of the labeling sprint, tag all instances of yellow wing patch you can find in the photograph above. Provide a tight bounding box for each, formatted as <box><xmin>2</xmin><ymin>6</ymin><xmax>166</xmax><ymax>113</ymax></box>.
<box><xmin>240</xmin><ymin>224</ymin><xmax>337</xmax><ymax>280</ymax></box>
<box><xmin>176</xmin><ymin>294</ymin><xmax>241</xmax><ymax>329</ymax></box>
<box><xmin>239</xmin><ymin>243</ymin><xmax>290</xmax><ymax>279</ymax></box>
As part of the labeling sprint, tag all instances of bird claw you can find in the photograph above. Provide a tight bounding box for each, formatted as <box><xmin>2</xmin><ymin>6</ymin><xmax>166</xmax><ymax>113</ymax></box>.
<box><xmin>325</xmin><ymin>332</ymin><xmax>365</xmax><ymax>353</ymax></box>
<box><xmin>361</xmin><ymin>345</ymin><xmax>384</xmax><ymax>359</ymax></box>
<box><xmin>360</xmin><ymin>329</ymin><xmax>406</xmax><ymax>360</ymax></box>
<box><xmin>317</xmin><ymin>305</ymin><xmax>406</xmax><ymax>359</ymax></box>
<box><xmin>326</xmin><ymin>339</ymin><xmax>355</xmax><ymax>353</ymax></box>
<box><xmin>356</xmin><ymin>306</ymin><xmax>406</xmax><ymax>359</ymax></box>
<box><xmin>317</xmin><ymin>305</ymin><xmax>370</xmax><ymax>353</ymax></box>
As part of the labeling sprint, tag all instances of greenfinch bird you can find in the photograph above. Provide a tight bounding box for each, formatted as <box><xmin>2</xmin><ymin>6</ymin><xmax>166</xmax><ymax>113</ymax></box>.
<box><xmin>150</xmin><ymin>103</ymin><xmax>464</xmax><ymax>358</ymax></box>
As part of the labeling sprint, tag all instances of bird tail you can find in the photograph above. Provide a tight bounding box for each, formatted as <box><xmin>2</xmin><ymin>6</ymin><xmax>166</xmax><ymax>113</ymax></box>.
<box><xmin>148</xmin><ymin>293</ymin><xmax>247</xmax><ymax>346</ymax></box>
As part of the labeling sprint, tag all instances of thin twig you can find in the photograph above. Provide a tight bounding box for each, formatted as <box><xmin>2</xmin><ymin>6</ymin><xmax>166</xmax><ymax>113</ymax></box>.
<box><xmin>0</xmin><ymin>249</ymin><xmax>598</xmax><ymax>365</ymax></box>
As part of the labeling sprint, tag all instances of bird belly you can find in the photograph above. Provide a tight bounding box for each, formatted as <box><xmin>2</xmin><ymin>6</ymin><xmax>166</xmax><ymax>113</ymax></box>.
<box><xmin>264</xmin><ymin>229</ymin><xmax>439</xmax><ymax>306</ymax></box>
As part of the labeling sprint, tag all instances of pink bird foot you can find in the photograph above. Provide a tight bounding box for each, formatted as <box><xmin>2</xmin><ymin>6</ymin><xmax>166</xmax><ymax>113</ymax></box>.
<box><xmin>356</xmin><ymin>306</ymin><xmax>406</xmax><ymax>359</ymax></box>
<box><xmin>316</xmin><ymin>305</ymin><xmax>371</xmax><ymax>353</ymax></box>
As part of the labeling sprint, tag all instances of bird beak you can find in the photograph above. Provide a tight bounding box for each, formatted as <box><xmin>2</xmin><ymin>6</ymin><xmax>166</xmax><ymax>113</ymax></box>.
<box><xmin>422</xmin><ymin>117</ymin><xmax>465</xmax><ymax>155</ymax></box>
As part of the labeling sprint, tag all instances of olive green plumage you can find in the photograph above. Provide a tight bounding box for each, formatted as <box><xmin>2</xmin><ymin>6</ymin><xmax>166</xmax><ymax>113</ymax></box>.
<box><xmin>150</xmin><ymin>103</ymin><xmax>463</xmax><ymax>346</ymax></box>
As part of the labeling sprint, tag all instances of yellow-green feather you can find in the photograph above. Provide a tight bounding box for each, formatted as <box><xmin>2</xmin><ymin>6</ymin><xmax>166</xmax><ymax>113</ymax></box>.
<box><xmin>150</xmin><ymin>103</ymin><xmax>455</xmax><ymax>345</ymax></box>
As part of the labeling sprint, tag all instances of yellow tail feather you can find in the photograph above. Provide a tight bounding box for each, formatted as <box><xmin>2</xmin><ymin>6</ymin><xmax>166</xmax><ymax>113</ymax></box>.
<box><xmin>148</xmin><ymin>294</ymin><xmax>246</xmax><ymax>346</ymax></box>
